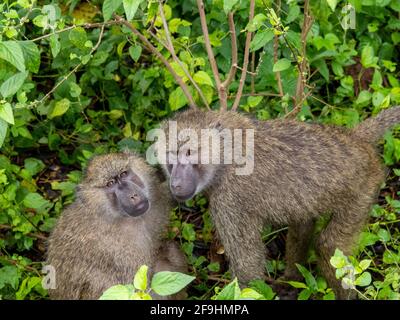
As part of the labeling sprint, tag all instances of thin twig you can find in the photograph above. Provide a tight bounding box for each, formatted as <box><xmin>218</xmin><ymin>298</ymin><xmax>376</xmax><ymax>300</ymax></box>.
<box><xmin>221</xmin><ymin>12</ymin><xmax>238</xmax><ymax>92</ymax></box>
<box><xmin>114</xmin><ymin>14</ymin><xmax>196</xmax><ymax>109</ymax></box>
<box><xmin>158</xmin><ymin>0</ymin><xmax>209</xmax><ymax>109</ymax></box>
<box><xmin>196</xmin><ymin>0</ymin><xmax>227</xmax><ymax>110</ymax></box>
<box><xmin>250</xmin><ymin>50</ymin><xmax>256</xmax><ymax>93</ymax></box>
<box><xmin>273</xmin><ymin>0</ymin><xmax>284</xmax><ymax>97</ymax></box>
<box><xmin>232</xmin><ymin>0</ymin><xmax>255</xmax><ymax>111</ymax></box>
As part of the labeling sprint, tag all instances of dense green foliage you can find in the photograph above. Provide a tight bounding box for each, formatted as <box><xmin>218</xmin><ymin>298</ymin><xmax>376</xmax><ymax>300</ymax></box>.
<box><xmin>0</xmin><ymin>0</ymin><xmax>399</xmax><ymax>300</ymax></box>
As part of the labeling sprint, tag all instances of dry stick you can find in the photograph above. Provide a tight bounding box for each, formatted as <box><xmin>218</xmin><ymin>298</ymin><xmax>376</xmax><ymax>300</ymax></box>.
<box><xmin>158</xmin><ymin>1</ymin><xmax>209</xmax><ymax>109</ymax></box>
<box><xmin>221</xmin><ymin>12</ymin><xmax>238</xmax><ymax>91</ymax></box>
<box><xmin>250</xmin><ymin>50</ymin><xmax>256</xmax><ymax>94</ymax></box>
<box><xmin>273</xmin><ymin>0</ymin><xmax>284</xmax><ymax>97</ymax></box>
<box><xmin>114</xmin><ymin>14</ymin><xmax>196</xmax><ymax>109</ymax></box>
<box><xmin>196</xmin><ymin>0</ymin><xmax>227</xmax><ymax>110</ymax></box>
<box><xmin>28</xmin><ymin>24</ymin><xmax>106</xmax><ymax>108</ymax></box>
<box><xmin>231</xmin><ymin>0</ymin><xmax>255</xmax><ymax>112</ymax></box>
<box><xmin>290</xmin><ymin>0</ymin><xmax>313</xmax><ymax>118</ymax></box>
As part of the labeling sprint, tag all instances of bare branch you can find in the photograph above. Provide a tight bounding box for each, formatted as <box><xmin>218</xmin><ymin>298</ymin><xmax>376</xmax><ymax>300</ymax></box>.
<box><xmin>273</xmin><ymin>0</ymin><xmax>284</xmax><ymax>97</ymax></box>
<box><xmin>250</xmin><ymin>50</ymin><xmax>256</xmax><ymax>93</ymax></box>
<box><xmin>221</xmin><ymin>12</ymin><xmax>238</xmax><ymax>90</ymax></box>
<box><xmin>158</xmin><ymin>0</ymin><xmax>209</xmax><ymax>109</ymax></box>
<box><xmin>114</xmin><ymin>14</ymin><xmax>197</xmax><ymax>109</ymax></box>
<box><xmin>290</xmin><ymin>0</ymin><xmax>313</xmax><ymax>118</ymax></box>
<box><xmin>232</xmin><ymin>0</ymin><xmax>255</xmax><ymax>111</ymax></box>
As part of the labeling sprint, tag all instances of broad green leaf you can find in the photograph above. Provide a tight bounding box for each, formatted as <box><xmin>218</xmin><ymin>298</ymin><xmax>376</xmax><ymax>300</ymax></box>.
<box><xmin>151</xmin><ymin>271</ymin><xmax>195</xmax><ymax>296</ymax></box>
<box><xmin>69</xmin><ymin>27</ymin><xmax>87</xmax><ymax>49</ymax></box>
<box><xmin>0</xmin><ymin>71</ymin><xmax>28</xmax><ymax>98</ymax></box>
<box><xmin>223</xmin><ymin>0</ymin><xmax>239</xmax><ymax>14</ymax></box>
<box><xmin>326</xmin><ymin>0</ymin><xmax>338</xmax><ymax>11</ymax></box>
<box><xmin>48</xmin><ymin>99</ymin><xmax>71</xmax><ymax>119</ymax></box>
<box><xmin>193</xmin><ymin>71</ymin><xmax>214</xmax><ymax>87</ymax></box>
<box><xmin>355</xmin><ymin>90</ymin><xmax>372</xmax><ymax>106</ymax></box>
<box><xmin>168</xmin><ymin>87</ymin><xmax>188</xmax><ymax>111</ymax></box>
<box><xmin>382</xmin><ymin>250</ymin><xmax>400</xmax><ymax>264</ymax></box>
<box><xmin>0</xmin><ymin>118</ymin><xmax>7</xmax><ymax>148</ymax></box>
<box><xmin>361</xmin><ymin>45</ymin><xmax>378</xmax><ymax>68</ymax></box>
<box><xmin>16</xmin><ymin>276</ymin><xmax>42</xmax><ymax>300</ymax></box>
<box><xmin>0</xmin><ymin>265</ymin><xmax>20</xmax><ymax>290</ymax></box>
<box><xmin>358</xmin><ymin>259</ymin><xmax>372</xmax><ymax>271</ymax></box>
<box><xmin>19</xmin><ymin>41</ymin><xmax>40</xmax><ymax>73</ymax></box>
<box><xmin>23</xmin><ymin>193</ymin><xmax>50</xmax><ymax>210</ymax></box>
<box><xmin>216</xmin><ymin>278</ymin><xmax>241</xmax><ymax>300</ymax></box>
<box><xmin>49</xmin><ymin>34</ymin><xmax>61</xmax><ymax>58</ymax></box>
<box><xmin>249</xmin><ymin>280</ymin><xmax>275</xmax><ymax>300</ymax></box>
<box><xmin>182</xmin><ymin>222</ymin><xmax>196</xmax><ymax>241</ymax></box>
<box><xmin>246</xmin><ymin>14</ymin><xmax>267</xmax><ymax>32</ymax></box>
<box><xmin>298</xmin><ymin>288</ymin><xmax>312</xmax><ymax>300</ymax></box>
<box><xmin>129</xmin><ymin>45</ymin><xmax>142</xmax><ymax>62</ymax></box>
<box><xmin>24</xmin><ymin>158</ymin><xmax>45</xmax><ymax>176</ymax></box>
<box><xmin>377</xmin><ymin>228</ymin><xmax>391</xmax><ymax>242</ymax></box>
<box><xmin>240</xmin><ymin>288</ymin><xmax>264</xmax><ymax>300</ymax></box>
<box><xmin>131</xmin><ymin>291</ymin><xmax>152</xmax><ymax>300</ymax></box>
<box><xmin>250</xmin><ymin>29</ymin><xmax>274</xmax><ymax>52</ymax></box>
<box><xmin>273</xmin><ymin>58</ymin><xmax>291</xmax><ymax>72</ymax></box>
<box><xmin>133</xmin><ymin>265</ymin><xmax>148</xmax><ymax>291</ymax></box>
<box><xmin>247</xmin><ymin>96</ymin><xmax>263</xmax><ymax>107</ymax></box>
<box><xmin>103</xmin><ymin>0</ymin><xmax>123</xmax><ymax>21</ymax></box>
<box><xmin>355</xmin><ymin>272</ymin><xmax>371</xmax><ymax>286</ymax></box>
<box><xmin>123</xmin><ymin>0</ymin><xmax>143</xmax><ymax>21</ymax></box>
<box><xmin>99</xmin><ymin>284</ymin><xmax>134</xmax><ymax>300</ymax></box>
<box><xmin>296</xmin><ymin>264</ymin><xmax>317</xmax><ymax>291</ymax></box>
<box><xmin>0</xmin><ymin>41</ymin><xmax>25</xmax><ymax>72</ymax></box>
<box><xmin>33</xmin><ymin>15</ymin><xmax>47</xmax><ymax>28</ymax></box>
<box><xmin>0</xmin><ymin>102</ymin><xmax>14</xmax><ymax>124</ymax></box>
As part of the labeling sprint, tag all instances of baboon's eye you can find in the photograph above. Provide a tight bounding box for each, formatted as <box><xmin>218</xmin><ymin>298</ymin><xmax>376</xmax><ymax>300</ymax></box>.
<box><xmin>106</xmin><ymin>179</ymin><xmax>115</xmax><ymax>187</ymax></box>
<box><xmin>119</xmin><ymin>171</ymin><xmax>128</xmax><ymax>178</ymax></box>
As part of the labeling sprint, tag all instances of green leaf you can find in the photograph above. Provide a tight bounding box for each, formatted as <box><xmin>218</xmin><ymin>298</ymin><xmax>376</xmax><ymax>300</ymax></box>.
<box><xmin>103</xmin><ymin>0</ymin><xmax>123</xmax><ymax>21</ymax></box>
<box><xmin>298</xmin><ymin>288</ymin><xmax>312</xmax><ymax>300</ymax></box>
<box><xmin>69</xmin><ymin>27</ymin><xmax>87</xmax><ymax>49</ymax></box>
<box><xmin>19</xmin><ymin>41</ymin><xmax>40</xmax><ymax>73</ymax></box>
<box><xmin>0</xmin><ymin>118</ymin><xmax>8</xmax><ymax>148</ymax></box>
<box><xmin>382</xmin><ymin>250</ymin><xmax>400</xmax><ymax>264</ymax></box>
<box><xmin>247</xmin><ymin>96</ymin><xmax>263</xmax><ymax>108</ymax></box>
<box><xmin>361</xmin><ymin>45</ymin><xmax>378</xmax><ymax>68</ymax></box>
<box><xmin>24</xmin><ymin>158</ymin><xmax>45</xmax><ymax>176</ymax></box>
<box><xmin>123</xmin><ymin>0</ymin><xmax>143</xmax><ymax>21</ymax></box>
<box><xmin>99</xmin><ymin>284</ymin><xmax>134</xmax><ymax>300</ymax></box>
<box><xmin>49</xmin><ymin>34</ymin><xmax>61</xmax><ymax>58</ymax></box>
<box><xmin>286</xmin><ymin>281</ymin><xmax>308</xmax><ymax>289</ymax></box>
<box><xmin>326</xmin><ymin>0</ymin><xmax>338</xmax><ymax>11</ymax></box>
<box><xmin>0</xmin><ymin>102</ymin><xmax>14</xmax><ymax>125</ymax></box>
<box><xmin>0</xmin><ymin>71</ymin><xmax>28</xmax><ymax>98</ymax></box>
<box><xmin>249</xmin><ymin>279</ymin><xmax>275</xmax><ymax>300</ymax></box>
<box><xmin>377</xmin><ymin>228</ymin><xmax>391</xmax><ymax>242</ymax></box>
<box><xmin>168</xmin><ymin>87</ymin><xmax>188</xmax><ymax>111</ymax></box>
<box><xmin>129</xmin><ymin>45</ymin><xmax>142</xmax><ymax>62</ymax></box>
<box><xmin>358</xmin><ymin>259</ymin><xmax>371</xmax><ymax>271</ymax></box>
<box><xmin>151</xmin><ymin>271</ymin><xmax>195</xmax><ymax>296</ymax></box>
<box><xmin>355</xmin><ymin>272</ymin><xmax>371</xmax><ymax>287</ymax></box>
<box><xmin>182</xmin><ymin>222</ymin><xmax>196</xmax><ymax>241</ymax></box>
<box><xmin>0</xmin><ymin>265</ymin><xmax>20</xmax><ymax>290</ymax></box>
<box><xmin>193</xmin><ymin>71</ymin><xmax>214</xmax><ymax>87</ymax></box>
<box><xmin>0</xmin><ymin>41</ymin><xmax>25</xmax><ymax>72</ymax></box>
<box><xmin>216</xmin><ymin>278</ymin><xmax>241</xmax><ymax>300</ymax></box>
<box><xmin>23</xmin><ymin>193</ymin><xmax>49</xmax><ymax>210</ymax></box>
<box><xmin>246</xmin><ymin>14</ymin><xmax>267</xmax><ymax>32</ymax></box>
<box><xmin>250</xmin><ymin>29</ymin><xmax>274</xmax><ymax>52</ymax></box>
<box><xmin>240</xmin><ymin>288</ymin><xmax>264</xmax><ymax>300</ymax></box>
<box><xmin>223</xmin><ymin>0</ymin><xmax>239</xmax><ymax>14</ymax></box>
<box><xmin>273</xmin><ymin>58</ymin><xmax>291</xmax><ymax>72</ymax></box>
<box><xmin>296</xmin><ymin>264</ymin><xmax>318</xmax><ymax>291</ymax></box>
<box><xmin>48</xmin><ymin>99</ymin><xmax>71</xmax><ymax>119</ymax></box>
<box><xmin>133</xmin><ymin>265</ymin><xmax>148</xmax><ymax>291</ymax></box>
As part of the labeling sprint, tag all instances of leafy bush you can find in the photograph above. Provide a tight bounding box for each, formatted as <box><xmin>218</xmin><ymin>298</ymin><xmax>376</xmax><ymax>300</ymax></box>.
<box><xmin>0</xmin><ymin>0</ymin><xmax>399</xmax><ymax>300</ymax></box>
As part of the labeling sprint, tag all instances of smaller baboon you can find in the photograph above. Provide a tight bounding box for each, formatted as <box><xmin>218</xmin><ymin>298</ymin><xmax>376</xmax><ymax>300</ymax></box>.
<box><xmin>46</xmin><ymin>152</ymin><xmax>187</xmax><ymax>300</ymax></box>
<box><xmin>157</xmin><ymin>106</ymin><xmax>400</xmax><ymax>299</ymax></box>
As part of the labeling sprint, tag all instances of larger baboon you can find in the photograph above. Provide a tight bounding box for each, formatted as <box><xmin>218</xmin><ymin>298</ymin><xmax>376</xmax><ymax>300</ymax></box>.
<box><xmin>46</xmin><ymin>152</ymin><xmax>187</xmax><ymax>300</ymax></box>
<box><xmin>156</xmin><ymin>106</ymin><xmax>400</xmax><ymax>299</ymax></box>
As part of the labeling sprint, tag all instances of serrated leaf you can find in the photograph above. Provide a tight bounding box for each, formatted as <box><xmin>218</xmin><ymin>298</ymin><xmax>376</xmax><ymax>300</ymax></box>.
<box><xmin>151</xmin><ymin>271</ymin><xmax>195</xmax><ymax>296</ymax></box>
<box><xmin>223</xmin><ymin>0</ymin><xmax>239</xmax><ymax>14</ymax></box>
<box><xmin>99</xmin><ymin>284</ymin><xmax>133</xmax><ymax>300</ymax></box>
<box><xmin>19</xmin><ymin>41</ymin><xmax>40</xmax><ymax>73</ymax></box>
<box><xmin>0</xmin><ymin>71</ymin><xmax>28</xmax><ymax>99</ymax></box>
<box><xmin>0</xmin><ymin>41</ymin><xmax>25</xmax><ymax>72</ymax></box>
<box><xmin>250</xmin><ymin>29</ymin><xmax>274</xmax><ymax>52</ymax></box>
<box><xmin>0</xmin><ymin>103</ymin><xmax>14</xmax><ymax>125</ymax></box>
<box><xmin>129</xmin><ymin>45</ymin><xmax>142</xmax><ymax>62</ymax></box>
<box><xmin>133</xmin><ymin>265</ymin><xmax>148</xmax><ymax>291</ymax></box>
<box><xmin>123</xmin><ymin>0</ymin><xmax>143</xmax><ymax>21</ymax></box>
<box><xmin>273</xmin><ymin>58</ymin><xmax>291</xmax><ymax>72</ymax></box>
<box><xmin>103</xmin><ymin>0</ymin><xmax>123</xmax><ymax>21</ymax></box>
<box><xmin>193</xmin><ymin>71</ymin><xmax>214</xmax><ymax>87</ymax></box>
<box><xmin>216</xmin><ymin>278</ymin><xmax>241</xmax><ymax>300</ymax></box>
<box><xmin>48</xmin><ymin>99</ymin><xmax>70</xmax><ymax>119</ymax></box>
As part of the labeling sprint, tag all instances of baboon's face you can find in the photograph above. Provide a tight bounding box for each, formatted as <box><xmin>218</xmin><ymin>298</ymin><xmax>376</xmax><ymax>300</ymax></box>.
<box><xmin>103</xmin><ymin>169</ymin><xmax>149</xmax><ymax>217</ymax></box>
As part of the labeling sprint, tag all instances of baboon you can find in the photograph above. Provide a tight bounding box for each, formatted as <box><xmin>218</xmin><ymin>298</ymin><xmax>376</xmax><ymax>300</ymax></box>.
<box><xmin>46</xmin><ymin>152</ymin><xmax>187</xmax><ymax>300</ymax></box>
<box><xmin>157</xmin><ymin>106</ymin><xmax>400</xmax><ymax>299</ymax></box>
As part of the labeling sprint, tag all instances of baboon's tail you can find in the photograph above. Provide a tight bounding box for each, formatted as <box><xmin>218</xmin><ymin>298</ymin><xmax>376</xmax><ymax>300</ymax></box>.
<box><xmin>353</xmin><ymin>106</ymin><xmax>400</xmax><ymax>144</ymax></box>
